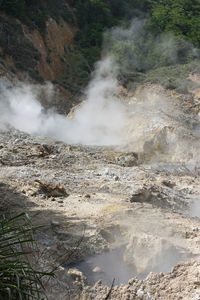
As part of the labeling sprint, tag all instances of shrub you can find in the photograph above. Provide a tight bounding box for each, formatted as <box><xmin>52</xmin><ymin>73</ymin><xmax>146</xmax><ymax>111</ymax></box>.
<box><xmin>0</xmin><ymin>212</ymin><xmax>54</xmax><ymax>300</ymax></box>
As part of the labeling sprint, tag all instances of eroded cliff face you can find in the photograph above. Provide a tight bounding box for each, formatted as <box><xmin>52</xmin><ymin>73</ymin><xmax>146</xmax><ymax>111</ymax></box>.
<box><xmin>0</xmin><ymin>8</ymin><xmax>79</xmax><ymax>113</ymax></box>
<box><xmin>23</xmin><ymin>17</ymin><xmax>76</xmax><ymax>81</ymax></box>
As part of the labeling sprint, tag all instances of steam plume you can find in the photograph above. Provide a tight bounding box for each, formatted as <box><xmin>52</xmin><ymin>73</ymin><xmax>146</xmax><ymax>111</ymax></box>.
<box><xmin>0</xmin><ymin>56</ymin><xmax>127</xmax><ymax>146</ymax></box>
<box><xmin>0</xmin><ymin>18</ymin><xmax>200</xmax><ymax>165</ymax></box>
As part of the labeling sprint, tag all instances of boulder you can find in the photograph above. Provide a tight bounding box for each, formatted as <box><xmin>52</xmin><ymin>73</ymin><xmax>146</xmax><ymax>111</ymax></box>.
<box><xmin>116</xmin><ymin>152</ymin><xmax>138</xmax><ymax>167</ymax></box>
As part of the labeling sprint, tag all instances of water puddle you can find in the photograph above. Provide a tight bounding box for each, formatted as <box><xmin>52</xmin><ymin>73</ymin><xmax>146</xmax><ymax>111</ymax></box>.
<box><xmin>69</xmin><ymin>246</ymin><xmax>186</xmax><ymax>286</ymax></box>
<box><xmin>70</xmin><ymin>248</ymin><xmax>135</xmax><ymax>286</ymax></box>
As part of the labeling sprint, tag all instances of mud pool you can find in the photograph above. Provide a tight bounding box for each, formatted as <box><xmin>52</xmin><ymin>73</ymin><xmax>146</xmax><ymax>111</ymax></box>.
<box><xmin>68</xmin><ymin>244</ymin><xmax>188</xmax><ymax>286</ymax></box>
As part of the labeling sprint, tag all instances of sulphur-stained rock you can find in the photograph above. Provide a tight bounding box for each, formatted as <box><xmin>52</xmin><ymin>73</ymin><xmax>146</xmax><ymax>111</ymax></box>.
<box><xmin>34</xmin><ymin>180</ymin><xmax>68</xmax><ymax>197</ymax></box>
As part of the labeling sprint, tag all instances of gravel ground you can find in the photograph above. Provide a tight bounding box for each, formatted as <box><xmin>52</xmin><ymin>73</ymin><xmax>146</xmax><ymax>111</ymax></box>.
<box><xmin>1</xmin><ymin>84</ymin><xmax>200</xmax><ymax>299</ymax></box>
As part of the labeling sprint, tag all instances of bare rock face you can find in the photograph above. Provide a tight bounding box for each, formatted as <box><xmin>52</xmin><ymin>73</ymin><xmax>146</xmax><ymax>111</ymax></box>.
<box><xmin>0</xmin><ymin>14</ymin><xmax>78</xmax><ymax>114</ymax></box>
<box><xmin>24</xmin><ymin>18</ymin><xmax>76</xmax><ymax>82</ymax></box>
<box><xmin>142</xmin><ymin>126</ymin><xmax>176</xmax><ymax>159</ymax></box>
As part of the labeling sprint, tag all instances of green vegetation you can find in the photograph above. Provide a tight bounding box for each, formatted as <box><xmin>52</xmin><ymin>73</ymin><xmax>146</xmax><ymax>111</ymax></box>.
<box><xmin>1</xmin><ymin>0</ymin><xmax>200</xmax><ymax>88</ymax></box>
<box><xmin>0</xmin><ymin>213</ymin><xmax>54</xmax><ymax>300</ymax></box>
<box><xmin>71</xmin><ymin>0</ymin><xmax>200</xmax><ymax>69</ymax></box>
<box><xmin>1</xmin><ymin>0</ymin><xmax>200</xmax><ymax>65</ymax></box>
<box><xmin>150</xmin><ymin>0</ymin><xmax>200</xmax><ymax>47</ymax></box>
<box><xmin>122</xmin><ymin>60</ymin><xmax>200</xmax><ymax>93</ymax></box>
<box><xmin>0</xmin><ymin>15</ymin><xmax>41</xmax><ymax>80</ymax></box>
<box><xmin>71</xmin><ymin>0</ymin><xmax>151</xmax><ymax>67</ymax></box>
<box><xmin>105</xmin><ymin>21</ymin><xmax>199</xmax><ymax>73</ymax></box>
<box><xmin>60</xmin><ymin>49</ymin><xmax>91</xmax><ymax>92</ymax></box>
<box><xmin>0</xmin><ymin>0</ymin><xmax>75</xmax><ymax>31</ymax></box>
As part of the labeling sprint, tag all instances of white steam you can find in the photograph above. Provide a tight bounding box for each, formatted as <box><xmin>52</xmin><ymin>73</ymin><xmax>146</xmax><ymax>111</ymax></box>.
<box><xmin>68</xmin><ymin>57</ymin><xmax>128</xmax><ymax>145</ymax></box>
<box><xmin>1</xmin><ymin>18</ymin><xmax>200</xmax><ymax>165</ymax></box>
<box><xmin>0</xmin><ymin>57</ymin><xmax>127</xmax><ymax>146</ymax></box>
<box><xmin>104</xmin><ymin>18</ymin><xmax>199</xmax><ymax>73</ymax></box>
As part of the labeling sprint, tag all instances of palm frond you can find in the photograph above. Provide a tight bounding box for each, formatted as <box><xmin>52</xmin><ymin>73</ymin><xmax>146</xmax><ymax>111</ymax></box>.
<box><xmin>0</xmin><ymin>213</ymin><xmax>55</xmax><ymax>300</ymax></box>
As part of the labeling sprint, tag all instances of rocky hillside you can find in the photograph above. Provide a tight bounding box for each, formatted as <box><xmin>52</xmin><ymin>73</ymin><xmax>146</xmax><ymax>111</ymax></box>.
<box><xmin>0</xmin><ymin>3</ymin><xmax>80</xmax><ymax>112</ymax></box>
<box><xmin>1</xmin><ymin>84</ymin><xmax>200</xmax><ymax>299</ymax></box>
<box><xmin>1</xmin><ymin>2</ymin><xmax>200</xmax><ymax>299</ymax></box>
<box><xmin>1</xmin><ymin>0</ymin><xmax>200</xmax><ymax>115</ymax></box>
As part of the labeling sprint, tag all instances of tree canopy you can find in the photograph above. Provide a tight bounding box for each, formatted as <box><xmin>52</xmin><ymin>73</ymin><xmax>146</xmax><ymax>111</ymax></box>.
<box><xmin>150</xmin><ymin>0</ymin><xmax>200</xmax><ymax>47</ymax></box>
<box><xmin>1</xmin><ymin>0</ymin><xmax>200</xmax><ymax>68</ymax></box>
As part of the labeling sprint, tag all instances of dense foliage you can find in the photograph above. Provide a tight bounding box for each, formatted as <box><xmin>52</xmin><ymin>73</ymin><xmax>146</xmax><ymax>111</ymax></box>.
<box><xmin>0</xmin><ymin>14</ymin><xmax>41</xmax><ymax>80</ymax></box>
<box><xmin>1</xmin><ymin>0</ymin><xmax>200</xmax><ymax>85</ymax></box>
<box><xmin>69</xmin><ymin>0</ymin><xmax>200</xmax><ymax>67</ymax></box>
<box><xmin>1</xmin><ymin>0</ymin><xmax>200</xmax><ymax>64</ymax></box>
<box><xmin>71</xmin><ymin>0</ymin><xmax>151</xmax><ymax>66</ymax></box>
<box><xmin>0</xmin><ymin>0</ymin><xmax>75</xmax><ymax>30</ymax></box>
<box><xmin>150</xmin><ymin>0</ymin><xmax>200</xmax><ymax>47</ymax></box>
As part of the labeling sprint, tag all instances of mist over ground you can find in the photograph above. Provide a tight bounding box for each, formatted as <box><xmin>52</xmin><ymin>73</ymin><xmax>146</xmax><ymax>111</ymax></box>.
<box><xmin>0</xmin><ymin>57</ymin><xmax>128</xmax><ymax>146</ymax></box>
<box><xmin>104</xmin><ymin>19</ymin><xmax>199</xmax><ymax>74</ymax></box>
<box><xmin>1</xmin><ymin>19</ymin><xmax>200</xmax><ymax>164</ymax></box>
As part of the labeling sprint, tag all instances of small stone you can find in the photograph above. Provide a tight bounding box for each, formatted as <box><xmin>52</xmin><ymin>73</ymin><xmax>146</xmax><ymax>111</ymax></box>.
<box><xmin>105</xmin><ymin>168</ymin><xmax>110</xmax><ymax>175</ymax></box>
<box><xmin>117</xmin><ymin>152</ymin><xmax>138</xmax><ymax>167</ymax></box>
<box><xmin>94</xmin><ymin>280</ymin><xmax>102</xmax><ymax>288</ymax></box>
<box><xmin>137</xmin><ymin>288</ymin><xmax>144</xmax><ymax>298</ymax></box>
<box><xmin>93</xmin><ymin>266</ymin><xmax>102</xmax><ymax>273</ymax></box>
<box><xmin>67</xmin><ymin>268</ymin><xmax>86</xmax><ymax>283</ymax></box>
<box><xmin>85</xmin><ymin>194</ymin><xmax>91</xmax><ymax>199</ymax></box>
<box><xmin>125</xmin><ymin>209</ymin><xmax>134</xmax><ymax>216</ymax></box>
<box><xmin>58</xmin><ymin>200</ymin><xmax>64</xmax><ymax>203</ymax></box>
<box><xmin>130</xmin><ymin>190</ymin><xmax>152</xmax><ymax>203</ymax></box>
<box><xmin>161</xmin><ymin>180</ymin><xmax>175</xmax><ymax>188</ymax></box>
<box><xmin>51</xmin><ymin>220</ymin><xmax>60</xmax><ymax>226</ymax></box>
<box><xmin>193</xmin><ymin>227</ymin><xmax>199</xmax><ymax>232</ymax></box>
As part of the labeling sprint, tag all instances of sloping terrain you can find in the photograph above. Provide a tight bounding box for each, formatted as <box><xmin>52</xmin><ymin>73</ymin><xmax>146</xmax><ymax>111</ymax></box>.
<box><xmin>1</xmin><ymin>2</ymin><xmax>200</xmax><ymax>299</ymax></box>
<box><xmin>1</xmin><ymin>84</ymin><xmax>200</xmax><ymax>299</ymax></box>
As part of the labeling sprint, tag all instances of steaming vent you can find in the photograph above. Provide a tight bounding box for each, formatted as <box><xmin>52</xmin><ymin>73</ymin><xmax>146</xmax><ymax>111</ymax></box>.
<box><xmin>1</xmin><ymin>74</ymin><xmax>200</xmax><ymax>166</ymax></box>
<box><xmin>1</xmin><ymin>19</ymin><xmax>200</xmax><ymax>166</ymax></box>
<box><xmin>1</xmin><ymin>18</ymin><xmax>200</xmax><ymax>296</ymax></box>
<box><xmin>68</xmin><ymin>240</ymin><xmax>188</xmax><ymax>286</ymax></box>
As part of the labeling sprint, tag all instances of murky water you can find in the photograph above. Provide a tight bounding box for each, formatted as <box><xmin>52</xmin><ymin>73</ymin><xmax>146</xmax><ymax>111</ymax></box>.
<box><xmin>69</xmin><ymin>247</ymin><xmax>136</xmax><ymax>286</ymax></box>
<box><xmin>69</xmin><ymin>246</ymin><xmax>185</xmax><ymax>286</ymax></box>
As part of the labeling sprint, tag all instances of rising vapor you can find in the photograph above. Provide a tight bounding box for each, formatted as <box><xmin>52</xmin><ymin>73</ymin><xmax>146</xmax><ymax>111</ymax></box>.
<box><xmin>1</xmin><ymin>18</ymin><xmax>200</xmax><ymax>166</ymax></box>
<box><xmin>0</xmin><ymin>57</ymin><xmax>128</xmax><ymax>146</ymax></box>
